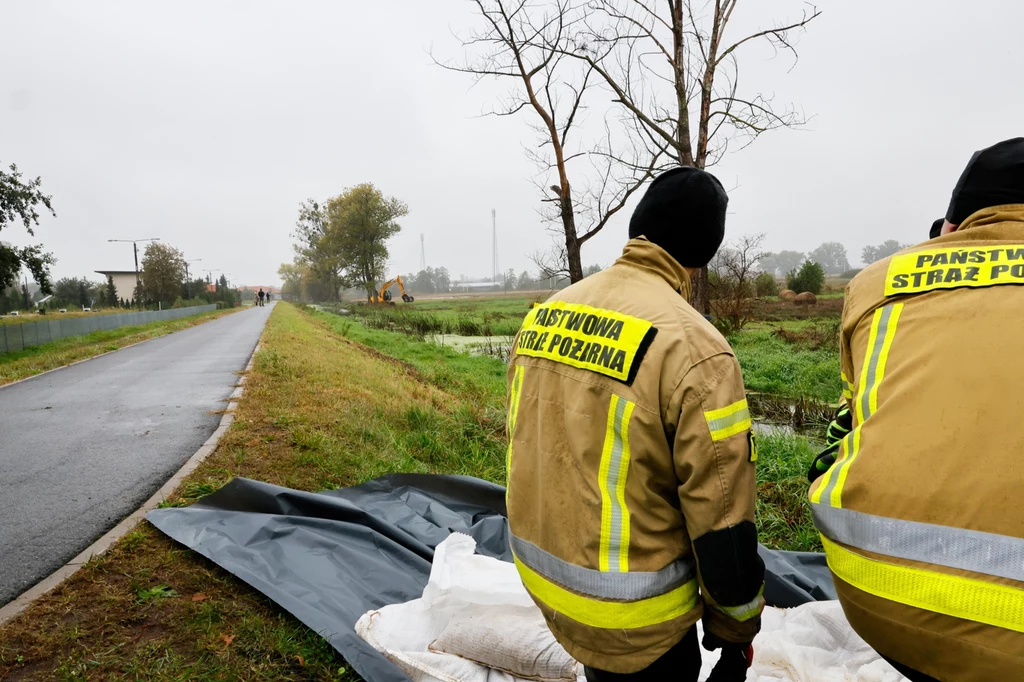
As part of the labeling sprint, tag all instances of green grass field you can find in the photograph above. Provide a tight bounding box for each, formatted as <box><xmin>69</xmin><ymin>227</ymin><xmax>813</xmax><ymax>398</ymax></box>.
<box><xmin>339</xmin><ymin>295</ymin><xmax>539</xmax><ymax>338</ymax></box>
<box><xmin>342</xmin><ymin>294</ymin><xmax>843</xmax><ymax>406</ymax></box>
<box><xmin>731</xmin><ymin>327</ymin><xmax>841</xmax><ymax>404</ymax></box>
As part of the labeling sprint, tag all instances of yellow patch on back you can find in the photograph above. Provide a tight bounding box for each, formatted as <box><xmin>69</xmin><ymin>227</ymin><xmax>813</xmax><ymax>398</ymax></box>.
<box><xmin>885</xmin><ymin>245</ymin><xmax>1024</xmax><ymax>296</ymax></box>
<box><xmin>515</xmin><ymin>302</ymin><xmax>657</xmax><ymax>385</ymax></box>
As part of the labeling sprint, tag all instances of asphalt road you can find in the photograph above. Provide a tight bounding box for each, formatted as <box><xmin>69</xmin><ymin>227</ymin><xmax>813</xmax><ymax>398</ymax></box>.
<box><xmin>0</xmin><ymin>303</ymin><xmax>273</xmax><ymax>606</ymax></box>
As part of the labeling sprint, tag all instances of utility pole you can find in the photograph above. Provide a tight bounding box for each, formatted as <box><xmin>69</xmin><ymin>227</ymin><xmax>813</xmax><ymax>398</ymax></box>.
<box><xmin>491</xmin><ymin>209</ymin><xmax>498</xmax><ymax>284</ymax></box>
<box><xmin>184</xmin><ymin>259</ymin><xmax>202</xmax><ymax>298</ymax></box>
<box><xmin>184</xmin><ymin>259</ymin><xmax>202</xmax><ymax>283</ymax></box>
<box><xmin>420</xmin><ymin>234</ymin><xmax>426</xmax><ymax>271</ymax></box>
<box><xmin>108</xmin><ymin>238</ymin><xmax>159</xmax><ymax>309</ymax></box>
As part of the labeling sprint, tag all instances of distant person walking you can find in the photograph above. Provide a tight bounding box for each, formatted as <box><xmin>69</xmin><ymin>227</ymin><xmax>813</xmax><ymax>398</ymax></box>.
<box><xmin>257</xmin><ymin>289</ymin><xmax>265</xmax><ymax>307</ymax></box>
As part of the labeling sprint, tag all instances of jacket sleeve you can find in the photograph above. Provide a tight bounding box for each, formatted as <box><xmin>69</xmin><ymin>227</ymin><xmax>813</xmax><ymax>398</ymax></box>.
<box><xmin>671</xmin><ymin>352</ymin><xmax>765</xmax><ymax>646</ymax></box>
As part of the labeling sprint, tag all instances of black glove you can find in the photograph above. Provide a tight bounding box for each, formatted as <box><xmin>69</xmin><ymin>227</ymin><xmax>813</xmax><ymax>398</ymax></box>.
<box><xmin>808</xmin><ymin>441</ymin><xmax>839</xmax><ymax>483</ymax></box>
<box><xmin>706</xmin><ymin>645</ymin><xmax>753</xmax><ymax>682</ymax></box>
<box><xmin>810</xmin><ymin>404</ymin><xmax>852</xmax><ymax>483</ymax></box>
<box><xmin>825</xmin><ymin>405</ymin><xmax>852</xmax><ymax>446</ymax></box>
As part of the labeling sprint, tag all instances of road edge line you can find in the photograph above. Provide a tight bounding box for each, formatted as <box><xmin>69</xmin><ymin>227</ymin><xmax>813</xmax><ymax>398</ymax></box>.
<box><xmin>0</xmin><ymin>339</ymin><xmax>262</xmax><ymax>627</ymax></box>
<box><xmin>0</xmin><ymin>308</ymin><xmax>243</xmax><ymax>392</ymax></box>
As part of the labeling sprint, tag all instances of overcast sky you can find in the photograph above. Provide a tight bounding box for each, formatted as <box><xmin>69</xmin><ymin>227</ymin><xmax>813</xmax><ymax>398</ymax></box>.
<box><xmin>2</xmin><ymin>1</ymin><xmax>1022</xmax><ymax>287</ymax></box>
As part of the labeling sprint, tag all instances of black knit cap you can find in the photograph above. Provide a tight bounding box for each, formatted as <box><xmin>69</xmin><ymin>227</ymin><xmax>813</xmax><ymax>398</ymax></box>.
<box><xmin>929</xmin><ymin>218</ymin><xmax>944</xmax><ymax>239</ymax></box>
<box><xmin>946</xmin><ymin>137</ymin><xmax>1024</xmax><ymax>225</ymax></box>
<box><xmin>629</xmin><ymin>166</ymin><xmax>728</xmax><ymax>268</ymax></box>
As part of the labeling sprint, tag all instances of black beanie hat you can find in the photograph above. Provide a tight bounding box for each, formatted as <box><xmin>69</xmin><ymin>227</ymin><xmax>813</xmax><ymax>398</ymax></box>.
<box><xmin>929</xmin><ymin>218</ymin><xmax>944</xmax><ymax>239</ymax></box>
<box><xmin>946</xmin><ymin>137</ymin><xmax>1024</xmax><ymax>225</ymax></box>
<box><xmin>629</xmin><ymin>166</ymin><xmax>728</xmax><ymax>268</ymax></box>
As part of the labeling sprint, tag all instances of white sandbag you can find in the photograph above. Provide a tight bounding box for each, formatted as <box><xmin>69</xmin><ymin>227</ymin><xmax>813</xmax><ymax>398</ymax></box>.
<box><xmin>429</xmin><ymin>610</ymin><xmax>577</xmax><ymax>682</ymax></box>
<box><xmin>751</xmin><ymin>601</ymin><xmax>906</xmax><ymax>682</ymax></box>
<box><xmin>356</xmin><ymin>533</ymin><xmax>908</xmax><ymax>682</ymax></box>
<box><xmin>356</xmin><ymin>533</ymin><xmax>581</xmax><ymax>682</ymax></box>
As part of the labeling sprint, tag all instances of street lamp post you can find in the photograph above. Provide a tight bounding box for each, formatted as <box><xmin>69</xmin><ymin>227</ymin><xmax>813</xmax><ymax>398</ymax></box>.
<box><xmin>108</xmin><ymin>238</ymin><xmax>159</xmax><ymax>308</ymax></box>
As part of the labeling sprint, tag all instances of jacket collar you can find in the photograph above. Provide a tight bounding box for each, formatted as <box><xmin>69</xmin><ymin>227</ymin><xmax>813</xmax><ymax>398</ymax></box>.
<box><xmin>614</xmin><ymin>237</ymin><xmax>692</xmax><ymax>299</ymax></box>
<box><xmin>958</xmin><ymin>204</ymin><xmax>1024</xmax><ymax>231</ymax></box>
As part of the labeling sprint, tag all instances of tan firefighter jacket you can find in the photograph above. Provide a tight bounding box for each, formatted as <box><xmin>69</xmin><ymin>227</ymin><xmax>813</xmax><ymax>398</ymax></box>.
<box><xmin>810</xmin><ymin>206</ymin><xmax>1024</xmax><ymax>681</ymax></box>
<box><xmin>505</xmin><ymin>238</ymin><xmax>765</xmax><ymax>673</ymax></box>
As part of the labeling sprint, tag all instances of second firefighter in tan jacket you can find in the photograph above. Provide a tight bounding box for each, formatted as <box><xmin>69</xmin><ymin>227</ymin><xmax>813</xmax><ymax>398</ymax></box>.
<box><xmin>506</xmin><ymin>167</ymin><xmax>765</xmax><ymax>681</ymax></box>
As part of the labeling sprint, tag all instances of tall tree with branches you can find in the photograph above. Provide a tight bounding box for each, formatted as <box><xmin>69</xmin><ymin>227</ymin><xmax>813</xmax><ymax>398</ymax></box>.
<box><xmin>0</xmin><ymin>162</ymin><xmax>57</xmax><ymax>294</ymax></box>
<box><xmin>293</xmin><ymin>199</ymin><xmax>345</xmax><ymax>301</ymax></box>
<box><xmin>565</xmin><ymin>0</ymin><xmax>820</xmax><ymax>311</ymax></box>
<box><xmin>326</xmin><ymin>183</ymin><xmax>408</xmax><ymax>301</ymax></box>
<box><xmin>707</xmin><ymin>232</ymin><xmax>767</xmax><ymax>334</ymax></box>
<box><xmin>436</xmin><ymin>0</ymin><xmax>663</xmax><ymax>283</ymax></box>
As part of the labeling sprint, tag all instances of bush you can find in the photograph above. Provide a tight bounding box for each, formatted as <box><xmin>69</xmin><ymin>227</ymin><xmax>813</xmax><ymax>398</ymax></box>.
<box><xmin>786</xmin><ymin>261</ymin><xmax>825</xmax><ymax>295</ymax></box>
<box><xmin>754</xmin><ymin>272</ymin><xmax>779</xmax><ymax>297</ymax></box>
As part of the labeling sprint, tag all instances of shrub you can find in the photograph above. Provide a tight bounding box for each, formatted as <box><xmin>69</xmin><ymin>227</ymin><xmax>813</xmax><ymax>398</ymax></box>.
<box><xmin>786</xmin><ymin>261</ymin><xmax>825</xmax><ymax>295</ymax></box>
<box><xmin>754</xmin><ymin>272</ymin><xmax>779</xmax><ymax>297</ymax></box>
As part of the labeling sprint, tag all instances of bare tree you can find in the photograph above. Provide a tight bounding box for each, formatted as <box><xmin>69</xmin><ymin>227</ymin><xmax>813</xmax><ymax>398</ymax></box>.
<box><xmin>435</xmin><ymin>0</ymin><xmax>663</xmax><ymax>283</ymax></box>
<box><xmin>564</xmin><ymin>0</ymin><xmax>820</xmax><ymax>311</ymax></box>
<box><xmin>708</xmin><ymin>232</ymin><xmax>768</xmax><ymax>334</ymax></box>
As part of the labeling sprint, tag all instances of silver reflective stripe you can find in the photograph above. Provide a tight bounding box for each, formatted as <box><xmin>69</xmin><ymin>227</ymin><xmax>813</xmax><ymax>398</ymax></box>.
<box><xmin>819</xmin><ymin>305</ymin><xmax>894</xmax><ymax>503</ymax></box>
<box><xmin>812</xmin><ymin>503</ymin><xmax>1024</xmax><ymax>583</ymax></box>
<box><xmin>510</xmin><ymin>533</ymin><xmax>695</xmax><ymax>601</ymax></box>
<box><xmin>606</xmin><ymin>395</ymin><xmax>628</xmax><ymax>572</ymax></box>
<box><xmin>706</xmin><ymin>406</ymin><xmax>750</xmax><ymax>434</ymax></box>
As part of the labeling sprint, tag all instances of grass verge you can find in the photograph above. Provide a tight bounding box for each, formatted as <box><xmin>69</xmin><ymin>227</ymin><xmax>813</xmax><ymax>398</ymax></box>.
<box><xmin>0</xmin><ymin>309</ymin><xmax>238</xmax><ymax>387</ymax></box>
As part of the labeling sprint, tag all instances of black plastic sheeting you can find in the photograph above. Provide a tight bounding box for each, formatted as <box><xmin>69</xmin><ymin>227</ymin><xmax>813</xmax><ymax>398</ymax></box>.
<box><xmin>148</xmin><ymin>474</ymin><xmax>835</xmax><ymax>682</ymax></box>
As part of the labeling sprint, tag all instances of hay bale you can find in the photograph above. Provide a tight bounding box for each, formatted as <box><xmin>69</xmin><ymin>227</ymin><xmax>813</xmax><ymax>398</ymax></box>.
<box><xmin>779</xmin><ymin>289</ymin><xmax>798</xmax><ymax>302</ymax></box>
<box><xmin>794</xmin><ymin>291</ymin><xmax>818</xmax><ymax>306</ymax></box>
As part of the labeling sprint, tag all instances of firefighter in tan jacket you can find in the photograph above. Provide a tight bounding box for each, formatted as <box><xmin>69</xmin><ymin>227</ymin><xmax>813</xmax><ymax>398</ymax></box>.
<box><xmin>506</xmin><ymin>167</ymin><xmax>765</xmax><ymax>682</ymax></box>
<box><xmin>810</xmin><ymin>138</ymin><xmax>1024</xmax><ymax>682</ymax></box>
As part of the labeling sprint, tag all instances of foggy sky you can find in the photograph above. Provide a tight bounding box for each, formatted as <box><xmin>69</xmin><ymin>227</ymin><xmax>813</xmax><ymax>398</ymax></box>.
<box><xmin>2</xmin><ymin>1</ymin><xmax>1022</xmax><ymax>287</ymax></box>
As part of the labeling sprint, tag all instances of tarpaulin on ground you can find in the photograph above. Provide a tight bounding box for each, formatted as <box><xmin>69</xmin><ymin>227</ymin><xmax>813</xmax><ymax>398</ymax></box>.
<box><xmin>147</xmin><ymin>474</ymin><xmax>836</xmax><ymax>682</ymax></box>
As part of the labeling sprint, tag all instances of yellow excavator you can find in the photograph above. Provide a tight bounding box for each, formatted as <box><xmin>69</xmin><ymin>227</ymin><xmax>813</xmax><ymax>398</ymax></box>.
<box><xmin>372</xmin><ymin>276</ymin><xmax>414</xmax><ymax>303</ymax></box>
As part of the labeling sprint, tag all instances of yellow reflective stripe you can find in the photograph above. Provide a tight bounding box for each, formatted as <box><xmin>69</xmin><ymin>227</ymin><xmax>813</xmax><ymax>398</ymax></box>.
<box><xmin>831</xmin><ymin>304</ymin><xmax>902</xmax><ymax>508</ymax></box>
<box><xmin>812</xmin><ymin>305</ymin><xmax>903</xmax><ymax>507</ymax></box>
<box><xmin>810</xmin><ymin>434</ymin><xmax>846</xmax><ymax>504</ymax></box>
<box><xmin>514</xmin><ymin>555</ymin><xmax>700</xmax><ymax>629</ymax></box>
<box><xmin>841</xmin><ymin>371</ymin><xmax>854</xmax><ymax>400</ymax></box>
<box><xmin>855</xmin><ymin>308</ymin><xmax>882</xmax><ymax>424</ymax></box>
<box><xmin>615</xmin><ymin>400</ymin><xmax>634</xmax><ymax>572</ymax></box>
<box><xmin>599</xmin><ymin>395</ymin><xmax>634</xmax><ymax>573</ymax></box>
<box><xmin>505</xmin><ymin>366</ymin><xmax>525</xmax><ymax>490</ymax></box>
<box><xmin>868</xmin><ymin>305</ymin><xmax>901</xmax><ymax>416</ymax></box>
<box><xmin>704</xmin><ymin>399</ymin><xmax>751</xmax><ymax>441</ymax></box>
<box><xmin>822</xmin><ymin>535</ymin><xmax>1024</xmax><ymax>634</ymax></box>
<box><xmin>715</xmin><ymin>585</ymin><xmax>764</xmax><ymax>623</ymax></box>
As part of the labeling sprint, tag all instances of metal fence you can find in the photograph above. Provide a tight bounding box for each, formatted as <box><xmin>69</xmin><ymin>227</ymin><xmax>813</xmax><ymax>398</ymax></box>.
<box><xmin>0</xmin><ymin>304</ymin><xmax>218</xmax><ymax>354</ymax></box>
